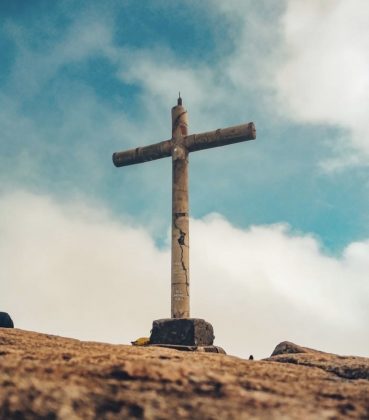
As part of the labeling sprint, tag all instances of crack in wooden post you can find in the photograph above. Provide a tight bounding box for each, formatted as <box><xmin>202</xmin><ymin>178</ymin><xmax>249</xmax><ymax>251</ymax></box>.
<box><xmin>173</xmin><ymin>213</ymin><xmax>189</xmax><ymax>301</ymax></box>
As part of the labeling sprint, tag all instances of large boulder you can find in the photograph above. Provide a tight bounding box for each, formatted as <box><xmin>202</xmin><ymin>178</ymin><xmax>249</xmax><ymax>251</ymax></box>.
<box><xmin>0</xmin><ymin>312</ymin><xmax>14</xmax><ymax>328</ymax></box>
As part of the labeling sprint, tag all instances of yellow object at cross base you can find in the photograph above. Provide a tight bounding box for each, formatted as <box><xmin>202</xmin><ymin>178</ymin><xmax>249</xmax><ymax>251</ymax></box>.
<box><xmin>131</xmin><ymin>337</ymin><xmax>151</xmax><ymax>346</ymax></box>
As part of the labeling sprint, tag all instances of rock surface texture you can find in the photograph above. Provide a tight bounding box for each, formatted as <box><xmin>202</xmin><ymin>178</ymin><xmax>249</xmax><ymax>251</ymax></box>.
<box><xmin>1</xmin><ymin>329</ymin><xmax>369</xmax><ymax>419</ymax></box>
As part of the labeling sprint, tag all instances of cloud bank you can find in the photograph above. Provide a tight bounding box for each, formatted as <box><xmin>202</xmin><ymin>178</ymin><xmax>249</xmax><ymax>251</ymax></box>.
<box><xmin>1</xmin><ymin>191</ymin><xmax>369</xmax><ymax>358</ymax></box>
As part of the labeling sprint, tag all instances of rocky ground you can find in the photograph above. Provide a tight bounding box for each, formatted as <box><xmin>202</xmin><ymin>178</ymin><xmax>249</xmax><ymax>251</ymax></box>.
<box><xmin>1</xmin><ymin>329</ymin><xmax>369</xmax><ymax>419</ymax></box>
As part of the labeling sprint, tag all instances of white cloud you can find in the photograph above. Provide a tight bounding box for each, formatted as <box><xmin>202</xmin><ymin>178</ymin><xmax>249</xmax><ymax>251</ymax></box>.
<box><xmin>274</xmin><ymin>0</ymin><xmax>369</xmax><ymax>162</ymax></box>
<box><xmin>0</xmin><ymin>191</ymin><xmax>170</xmax><ymax>341</ymax></box>
<box><xmin>203</xmin><ymin>0</ymin><xmax>369</xmax><ymax>167</ymax></box>
<box><xmin>1</xmin><ymin>191</ymin><xmax>369</xmax><ymax>358</ymax></box>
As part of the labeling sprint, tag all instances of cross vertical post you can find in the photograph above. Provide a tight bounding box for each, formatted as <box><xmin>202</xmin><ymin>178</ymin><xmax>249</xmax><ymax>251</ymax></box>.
<box><xmin>171</xmin><ymin>96</ymin><xmax>190</xmax><ymax>318</ymax></box>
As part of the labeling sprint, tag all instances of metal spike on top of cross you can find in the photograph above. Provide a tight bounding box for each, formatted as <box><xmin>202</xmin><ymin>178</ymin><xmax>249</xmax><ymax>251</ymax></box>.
<box><xmin>112</xmin><ymin>96</ymin><xmax>256</xmax><ymax>321</ymax></box>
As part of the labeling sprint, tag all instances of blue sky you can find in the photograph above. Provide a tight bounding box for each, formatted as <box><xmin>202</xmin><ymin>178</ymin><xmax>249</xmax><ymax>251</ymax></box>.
<box><xmin>1</xmin><ymin>0</ymin><xmax>369</xmax><ymax>357</ymax></box>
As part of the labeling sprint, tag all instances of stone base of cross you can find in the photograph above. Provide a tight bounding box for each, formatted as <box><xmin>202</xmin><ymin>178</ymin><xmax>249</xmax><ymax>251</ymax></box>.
<box><xmin>113</xmin><ymin>96</ymin><xmax>256</xmax><ymax>350</ymax></box>
<box><xmin>150</xmin><ymin>318</ymin><xmax>215</xmax><ymax>348</ymax></box>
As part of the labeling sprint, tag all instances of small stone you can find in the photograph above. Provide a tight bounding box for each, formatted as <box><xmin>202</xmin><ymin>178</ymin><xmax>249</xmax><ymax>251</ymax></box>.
<box><xmin>0</xmin><ymin>312</ymin><xmax>14</xmax><ymax>328</ymax></box>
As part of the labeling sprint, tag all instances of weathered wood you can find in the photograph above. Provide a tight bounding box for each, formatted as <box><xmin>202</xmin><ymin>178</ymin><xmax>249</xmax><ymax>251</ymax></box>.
<box><xmin>184</xmin><ymin>122</ymin><xmax>256</xmax><ymax>152</ymax></box>
<box><xmin>112</xmin><ymin>122</ymin><xmax>255</xmax><ymax>168</ymax></box>
<box><xmin>171</xmin><ymin>100</ymin><xmax>190</xmax><ymax>318</ymax></box>
<box><xmin>112</xmin><ymin>139</ymin><xmax>172</xmax><ymax>167</ymax></box>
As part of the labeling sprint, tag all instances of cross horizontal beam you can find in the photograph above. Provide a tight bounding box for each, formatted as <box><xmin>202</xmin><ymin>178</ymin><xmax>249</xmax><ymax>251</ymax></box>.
<box><xmin>112</xmin><ymin>122</ymin><xmax>256</xmax><ymax>167</ymax></box>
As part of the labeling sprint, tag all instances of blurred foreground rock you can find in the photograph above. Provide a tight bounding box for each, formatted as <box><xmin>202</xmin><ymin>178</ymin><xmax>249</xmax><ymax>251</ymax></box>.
<box><xmin>1</xmin><ymin>329</ymin><xmax>369</xmax><ymax>419</ymax></box>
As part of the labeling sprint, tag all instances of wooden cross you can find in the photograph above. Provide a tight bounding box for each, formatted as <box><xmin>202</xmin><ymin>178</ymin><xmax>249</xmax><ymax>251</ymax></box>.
<box><xmin>113</xmin><ymin>96</ymin><xmax>256</xmax><ymax>319</ymax></box>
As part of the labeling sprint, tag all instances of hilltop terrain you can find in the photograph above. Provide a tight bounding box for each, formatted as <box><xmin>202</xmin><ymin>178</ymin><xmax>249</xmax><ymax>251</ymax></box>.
<box><xmin>1</xmin><ymin>329</ymin><xmax>369</xmax><ymax>419</ymax></box>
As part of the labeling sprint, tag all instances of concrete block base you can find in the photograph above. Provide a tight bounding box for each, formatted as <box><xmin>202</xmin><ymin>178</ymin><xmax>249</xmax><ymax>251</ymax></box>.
<box><xmin>150</xmin><ymin>318</ymin><xmax>214</xmax><ymax>346</ymax></box>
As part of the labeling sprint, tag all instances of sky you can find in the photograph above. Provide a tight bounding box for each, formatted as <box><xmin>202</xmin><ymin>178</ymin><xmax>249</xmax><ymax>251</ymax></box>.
<box><xmin>1</xmin><ymin>0</ymin><xmax>369</xmax><ymax>359</ymax></box>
